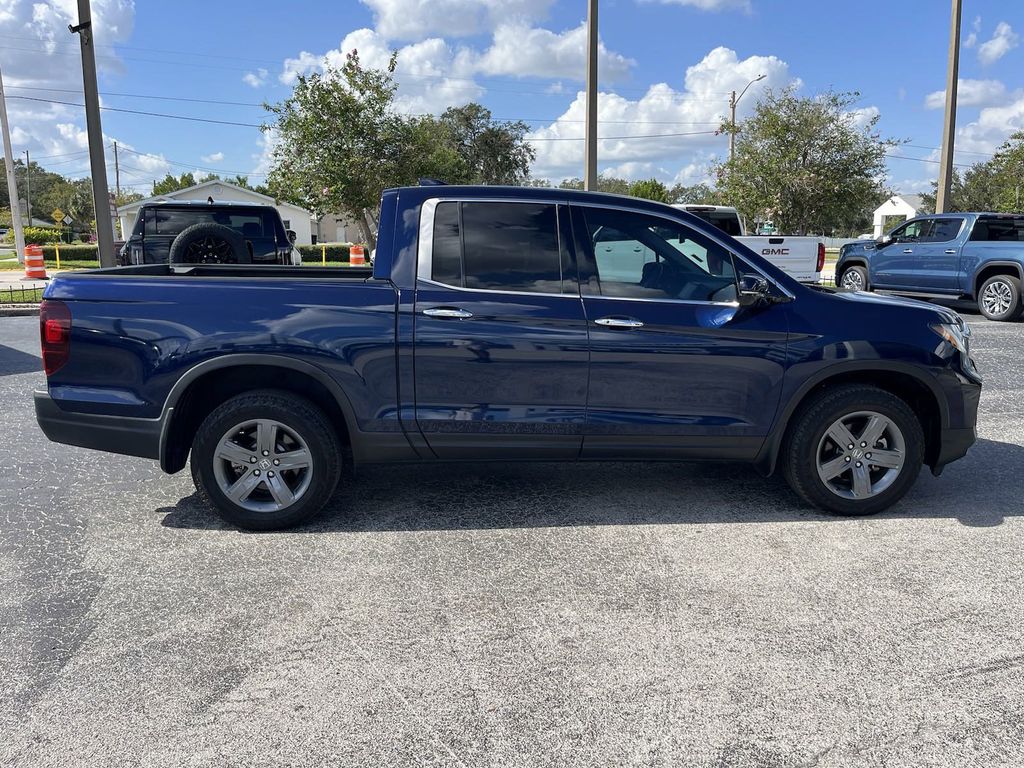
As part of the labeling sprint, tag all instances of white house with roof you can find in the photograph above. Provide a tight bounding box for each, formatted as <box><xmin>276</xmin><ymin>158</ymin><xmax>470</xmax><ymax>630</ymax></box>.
<box><xmin>116</xmin><ymin>179</ymin><xmax>315</xmax><ymax>244</ymax></box>
<box><xmin>873</xmin><ymin>194</ymin><xmax>926</xmax><ymax>238</ymax></box>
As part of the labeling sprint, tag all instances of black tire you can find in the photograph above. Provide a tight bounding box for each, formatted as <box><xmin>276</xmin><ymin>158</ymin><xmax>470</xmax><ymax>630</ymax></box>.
<box><xmin>782</xmin><ymin>385</ymin><xmax>925</xmax><ymax>516</ymax></box>
<box><xmin>190</xmin><ymin>390</ymin><xmax>341</xmax><ymax>530</ymax></box>
<box><xmin>169</xmin><ymin>222</ymin><xmax>248</xmax><ymax>264</ymax></box>
<box><xmin>977</xmin><ymin>274</ymin><xmax>1023</xmax><ymax>322</ymax></box>
<box><xmin>838</xmin><ymin>265</ymin><xmax>869</xmax><ymax>291</ymax></box>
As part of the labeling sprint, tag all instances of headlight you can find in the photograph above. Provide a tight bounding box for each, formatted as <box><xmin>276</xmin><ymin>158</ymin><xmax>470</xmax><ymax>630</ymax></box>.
<box><xmin>930</xmin><ymin>321</ymin><xmax>970</xmax><ymax>356</ymax></box>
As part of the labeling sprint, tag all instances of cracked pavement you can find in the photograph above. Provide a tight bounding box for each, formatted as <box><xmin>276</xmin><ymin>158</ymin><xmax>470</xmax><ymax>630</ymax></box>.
<box><xmin>1</xmin><ymin>312</ymin><xmax>1023</xmax><ymax>767</ymax></box>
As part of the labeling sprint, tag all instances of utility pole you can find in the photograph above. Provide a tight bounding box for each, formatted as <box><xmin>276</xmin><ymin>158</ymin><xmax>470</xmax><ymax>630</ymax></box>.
<box><xmin>113</xmin><ymin>140</ymin><xmax>120</xmax><ymax>198</ymax></box>
<box><xmin>935</xmin><ymin>0</ymin><xmax>962</xmax><ymax>214</ymax></box>
<box><xmin>70</xmin><ymin>0</ymin><xmax>116</xmax><ymax>267</ymax></box>
<box><xmin>583</xmin><ymin>0</ymin><xmax>598</xmax><ymax>191</ymax></box>
<box><xmin>0</xmin><ymin>64</ymin><xmax>26</xmax><ymax>263</ymax></box>
<box><xmin>24</xmin><ymin>149</ymin><xmax>31</xmax><ymax>225</ymax></box>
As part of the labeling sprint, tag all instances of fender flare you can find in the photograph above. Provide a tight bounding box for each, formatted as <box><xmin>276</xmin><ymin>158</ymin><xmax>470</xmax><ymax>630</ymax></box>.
<box><xmin>972</xmin><ymin>261</ymin><xmax>1024</xmax><ymax>298</ymax></box>
<box><xmin>754</xmin><ymin>359</ymin><xmax>948</xmax><ymax>476</ymax></box>
<box><xmin>158</xmin><ymin>353</ymin><xmax>360</xmax><ymax>472</ymax></box>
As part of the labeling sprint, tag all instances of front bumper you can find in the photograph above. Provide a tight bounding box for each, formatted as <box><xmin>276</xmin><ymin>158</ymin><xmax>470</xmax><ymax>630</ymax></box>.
<box><xmin>931</xmin><ymin>374</ymin><xmax>981</xmax><ymax>474</ymax></box>
<box><xmin>34</xmin><ymin>390</ymin><xmax>161</xmax><ymax>460</ymax></box>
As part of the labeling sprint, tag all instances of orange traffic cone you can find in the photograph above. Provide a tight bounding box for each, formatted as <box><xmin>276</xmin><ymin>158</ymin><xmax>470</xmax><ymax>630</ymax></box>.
<box><xmin>349</xmin><ymin>245</ymin><xmax>366</xmax><ymax>266</ymax></box>
<box><xmin>22</xmin><ymin>244</ymin><xmax>48</xmax><ymax>281</ymax></box>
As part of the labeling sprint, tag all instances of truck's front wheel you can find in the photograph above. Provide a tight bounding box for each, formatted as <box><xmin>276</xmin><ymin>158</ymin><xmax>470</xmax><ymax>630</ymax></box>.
<box><xmin>190</xmin><ymin>390</ymin><xmax>341</xmax><ymax>530</ymax></box>
<box><xmin>782</xmin><ymin>385</ymin><xmax>924</xmax><ymax>516</ymax></box>
<box><xmin>839</xmin><ymin>265</ymin><xmax>868</xmax><ymax>291</ymax></box>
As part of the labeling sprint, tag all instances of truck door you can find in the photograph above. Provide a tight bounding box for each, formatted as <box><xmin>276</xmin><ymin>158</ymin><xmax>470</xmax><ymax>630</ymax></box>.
<box><xmin>870</xmin><ymin>218</ymin><xmax>933</xmax><ymax>289</ymax></box>
<box><xmin>413</xmin><ymin>200</ymin><xmax>589</xmax><ymax>459</ymax></box>
<box><xmin>571</xmin><ymin>205</ymin><xmax>789</xmax><ymax>459</ymax></box>
<box><xmin>905</xmin><ymin>216</ymin><xmax>965</xmax><ymax>292</ymax></box>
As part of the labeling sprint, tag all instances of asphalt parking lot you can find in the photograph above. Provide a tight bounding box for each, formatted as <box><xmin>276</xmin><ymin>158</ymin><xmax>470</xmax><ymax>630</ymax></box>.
<box><xmin>2</xmin><ymin>311</ymin><xmax>1023</xmax><ymax>767</ymax></box>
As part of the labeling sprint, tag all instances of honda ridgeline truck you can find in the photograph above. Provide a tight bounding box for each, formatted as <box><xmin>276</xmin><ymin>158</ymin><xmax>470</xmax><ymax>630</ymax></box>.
<box><xmin>35</xmin><ymin>186</ymin><xmax>981</xmax><ymax>530</ymax></box>
<box><xmin>836</xmin><ymin>213</ymin><xmax>1024</xmax><ymax>321</ymax></box>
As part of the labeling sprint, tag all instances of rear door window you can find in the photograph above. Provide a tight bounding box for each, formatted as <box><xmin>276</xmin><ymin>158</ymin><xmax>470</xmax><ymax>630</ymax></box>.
<box><xmin>972</xmin><ymin>217</ymin><xmax>1024</xmax><ymax>242</ymax></box>
<box><xmin>428</xmin><ymin>201</ymin><xmax>565</xmax><ymax>294</ymax></box>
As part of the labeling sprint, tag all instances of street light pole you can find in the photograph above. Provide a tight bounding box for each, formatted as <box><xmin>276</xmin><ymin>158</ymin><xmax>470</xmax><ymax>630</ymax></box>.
<box><xmin>729</xmin><ymin>74</ymin><xmax>765</xmax><ymax>163</ymax></box>
<box><xmin>935</xmin><ymin>0</ymin><xmax>962</xmax><ymax>214</ymax></box>
<box><xmin>583</xmin><ymin>0</ymin><xmax>598</xmax><ymax>191</ymax></box>
<box><xmin>70</xmin><ymin>0</ymin><xmax>116</xmax><ymax>267</ymax></box>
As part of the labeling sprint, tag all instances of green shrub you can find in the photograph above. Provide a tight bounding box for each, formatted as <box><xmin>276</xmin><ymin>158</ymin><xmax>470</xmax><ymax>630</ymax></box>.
<box><xmin>5</xmin><ymin>226</ymin><xmax>64</xmax><ymax>245</ymax></box>
<box><xmin>41</xmin><ymin>244</ymin><xmax>98</xmax><ymax>262</ymax></box>
<box><xmin>297</xmin><ymin>243</ymin><xmax>360</xmax><ymax>263</ymax></box>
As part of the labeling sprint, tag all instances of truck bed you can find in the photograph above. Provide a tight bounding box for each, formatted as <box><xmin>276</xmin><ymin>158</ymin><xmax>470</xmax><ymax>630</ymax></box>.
<box><xmin>72</xmin><ymin>264</ymin><xmax>376</xmax><ymax>280</ymax></box>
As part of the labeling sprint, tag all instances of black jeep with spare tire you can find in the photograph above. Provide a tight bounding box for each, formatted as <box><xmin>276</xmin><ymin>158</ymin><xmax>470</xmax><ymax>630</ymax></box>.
<box><xmin>119</xmin><ymin>200</ymin><xmax>300</xmax><ymax>266</ymax></box>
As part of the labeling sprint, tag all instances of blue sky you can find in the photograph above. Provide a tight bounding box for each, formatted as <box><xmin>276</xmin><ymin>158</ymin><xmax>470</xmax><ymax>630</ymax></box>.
<box><xmin>2</xmin><ymin>0</ymin><xmax>1023</xmax><ymax>197</ymax></box>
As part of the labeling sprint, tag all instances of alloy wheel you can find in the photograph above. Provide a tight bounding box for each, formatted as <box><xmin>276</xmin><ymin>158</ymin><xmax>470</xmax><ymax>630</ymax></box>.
<box><xmin>981</xmin><ymin>279</ymin><xmax>1013</xmax><ymax>317</ymax></box>
<box><xmin>816</xmin><ymin>410</ymin><xmax>906</xmax><ymax>499</ymax></box>
<box><xmin>212</xmin><ymin>419</ymin><xmax>313</xmax><ymax>512</ymax></box>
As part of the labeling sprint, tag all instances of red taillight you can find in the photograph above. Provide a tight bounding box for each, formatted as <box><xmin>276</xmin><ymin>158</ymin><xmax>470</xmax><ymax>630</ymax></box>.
<box><xmin>39</xmin><ymin>299</ymin><xmax>71</xmax><ymax>376</ymax></box>
<box><xmin>816</xmin><ymin>242</ymin><xmax>826</xmax><ymax>273</ymax></box>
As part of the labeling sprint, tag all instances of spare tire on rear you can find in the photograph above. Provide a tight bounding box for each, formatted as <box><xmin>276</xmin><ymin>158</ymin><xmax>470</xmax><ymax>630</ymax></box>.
<box><xmin>169</xmin><ymin>222</ymin><xmax>248</xmax><ymax>264</ymax></box>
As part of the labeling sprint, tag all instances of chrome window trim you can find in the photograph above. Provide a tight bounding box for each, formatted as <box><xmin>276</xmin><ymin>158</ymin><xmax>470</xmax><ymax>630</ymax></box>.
<box><xmin>416</xmin><ymin>195</ymin><xmax>794</xmax><ymax>304</ymax></box>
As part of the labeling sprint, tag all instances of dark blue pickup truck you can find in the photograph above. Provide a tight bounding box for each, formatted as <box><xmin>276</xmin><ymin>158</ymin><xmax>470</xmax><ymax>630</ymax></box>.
<box><xmin>836</xmin><ymin>213</ymin><xmax>1024</xmax><ymax>321</ymax></box>
<box><xmin>35</xmin><ymin>186</ymin><xmax>981</xmax><ymax>529</ymax></box>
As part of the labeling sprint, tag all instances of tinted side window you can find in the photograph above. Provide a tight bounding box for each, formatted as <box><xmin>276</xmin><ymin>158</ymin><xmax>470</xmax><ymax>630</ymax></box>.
<box><xmin>922</xmin><ymin>218</ymin><xmax>963</xmax><ymax>243</ymax></box>
<box><xmin>581</xmin><ymin>208</ymin><xmax>739</xmax><ymax>302</ymax></box>
<box><xmin>972</xmin><ymin>217</ymin><xmax>1024</xmax><ymax>242</ymax></box>
<box><xmin>431</xmin><ymin>202</ymin><xmax>462</xmax><ymax>285</ymax></box>
<box><xmin>462</xmin><ymin>202</ymin><xmax>561</xmax><ymax>292</ymax></box>
<box><xmin>895</xmin><ymin>220</ymin><xmax>932</xmax><ymax>241</ymax></box>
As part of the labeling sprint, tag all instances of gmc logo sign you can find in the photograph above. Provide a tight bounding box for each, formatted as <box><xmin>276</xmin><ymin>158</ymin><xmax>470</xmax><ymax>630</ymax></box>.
<box><xmin>762</xmin><ymin>248</ymin><xmax>790</xmax><ymax>256</ymax></box>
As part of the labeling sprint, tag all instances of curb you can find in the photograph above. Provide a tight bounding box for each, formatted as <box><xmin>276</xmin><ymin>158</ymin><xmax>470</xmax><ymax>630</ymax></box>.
<box><xmin>0</xmin><ymin>304</ymin><xmax>40</xmax><ymax>317</ymax></box>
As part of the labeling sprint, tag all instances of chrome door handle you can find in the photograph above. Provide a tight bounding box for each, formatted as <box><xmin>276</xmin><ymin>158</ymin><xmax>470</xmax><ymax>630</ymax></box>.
<box><xmin>422</xmin><ymin>307</ymin><xmax>473</xmax><ymax>319</ymax></box>
<box><xmin>902</xmin><ymin>249</ymin><xmax>914</xmax><ymax>254</ymax></box>
<box><xmin>595</xmin><ymin>317</ymin><xmax>644</xmax><ymax>328</ymax></box>
<box><xmin>944</xmin><ymin>249</ymin><xmax>957</xmax><ymax>254</ymax></box>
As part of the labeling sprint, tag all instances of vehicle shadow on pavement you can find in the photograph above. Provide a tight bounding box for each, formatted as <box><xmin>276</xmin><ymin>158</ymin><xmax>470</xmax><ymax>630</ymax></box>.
<box><xmin>159</xmin><ymin>438</ymin><xmax>1023</xmax><ymax>533</ymax></box>
<box><xmin>0</xmin><ymin>343</ymin><xmax>42</xmax><ymax>377</ymax></box>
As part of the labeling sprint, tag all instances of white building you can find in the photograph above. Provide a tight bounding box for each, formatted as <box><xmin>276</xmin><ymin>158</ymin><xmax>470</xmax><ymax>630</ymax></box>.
<box><xmin>873</xmin><ymin>194</ymin><xmax>926</xmax><ymax>238</ymax></box>
<box><xmin>116</xmin><ymin>180</ymin><xmax>315</xmax><ymax>245</ymax></box>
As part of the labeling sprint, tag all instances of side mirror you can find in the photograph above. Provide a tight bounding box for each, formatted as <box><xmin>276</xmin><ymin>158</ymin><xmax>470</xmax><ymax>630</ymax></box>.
<box><xmin>737</xmin><ymin>273</ymin><xmax>771</xmax><ymax>307</ymax></box>
<box><xmin>877</xmin><ymin>235</ymin><xmax>893</xmax><ymax>248</ymax></box>
<box><xmin>286</xmin><ymin>229</ymin><xmax>297</xmax><ymax>244</ymax></box>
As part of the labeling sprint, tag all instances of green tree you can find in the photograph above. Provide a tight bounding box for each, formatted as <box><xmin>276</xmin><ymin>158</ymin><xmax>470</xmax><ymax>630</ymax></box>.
<box><xmin>429</xmin><ymin>104</ymin><xmax>534</xmax><ymax>185</ymax></box>
<box><xmin>920</xmin><ymin>132</ymin><xmax>1024</xmax><ymax>213</ymax></box>
<box><xmin>153</xmin><ymin>172</ymin><xmax>197</xmax><ymax>195</ymax></box>
<box><xmin>668</xmin><ymin>182</ymin><xmax>718</xmax><ymax>205</ymax></box>
<box><xmin>265</xmin><ymin>51</ymin><xmax>415</xmax><ymax>247</ymax></box>
<box><xmin>627</xmin><ymin>178</ymin><xmax>671</xmax><ymax>202</ymax></box>
<box><xmin>716</xmin><ymin>88</ymin><xmax>898</xmax><ymax>234</ymax></box>
<box><xmin>557</xmin><ymin>175</ymin><xmax>631</xmax><ymax>195</ymax></box>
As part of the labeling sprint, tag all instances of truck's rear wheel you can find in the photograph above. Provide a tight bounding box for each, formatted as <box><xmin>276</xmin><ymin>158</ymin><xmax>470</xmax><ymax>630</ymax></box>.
<box><xmin>190</xmin><ymin>390</ymin><xmax>341</xmax><ymax>530</ymax></box>
<box><xmin>782</xmin><ymin>385</ymin><xmax>924</xmax><ymax>516</ymax></box>
<box><xmin>977</xmin><ymin>275</ymin><xmax>1023</xmax><ymax>322</ymax></box>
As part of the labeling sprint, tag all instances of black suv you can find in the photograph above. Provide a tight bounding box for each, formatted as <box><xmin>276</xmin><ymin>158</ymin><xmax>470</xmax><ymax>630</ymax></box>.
<box><xmin>120</xmin><ymin>200</ymin><xmax>299</xmax><ymax>266</ymax></box>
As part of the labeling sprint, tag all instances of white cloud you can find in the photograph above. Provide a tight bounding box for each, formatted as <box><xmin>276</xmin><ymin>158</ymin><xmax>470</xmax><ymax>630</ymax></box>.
<box><xmin>978</xmin><ymin>21</ymin><xmax>1018</xmax><ymax>65</ymax></box>
<box><xmin>964</xmin><ymin>15</ymin><xmax>981</xmax><ymax>48</ymax></box>
<box><xmin>924</xmin><ymin>79</ymin><xmax>1006</xmax><ymax>109</ymax></box>
<box><xmin>242</xmin><ymin>68</ymin><xmax>269</xmax><ymax>87</ymax></box>
<box><xmin>202</xmin><ymin>152</ymin><xmax>225</xmax><ymax>163</ymax></box>
<box><xmin>528</xmin><ymin>47</ymin><xmax>793</xmax><ymax>181</ymax></box>
<box><xmin>954</xmin><ymin>94</ymin><xmax>1024</xmax><ymax>155</ymax></box>
<box><xmin>473</xmin><ymin>22</ymin><xmax>633</xmax><ymax>81</ymax></box>
<box><xmin>359</xmin><ymin>0</ymin><xmax>553</xmax><ymax>40</ymax></box>
<box><xmin>0</xmin><ymin>0</ymin><xmax>136</xmax><ymax>174</ymax></box>
<box><xmin>641</xmin><ymin>0</ymin><xmax>751</xmax><ymax>10</ymax></box>
<box><xmin>278</xmin><ymin>21</ymin><xmax>633</xmax><ymax>114</ymax></box>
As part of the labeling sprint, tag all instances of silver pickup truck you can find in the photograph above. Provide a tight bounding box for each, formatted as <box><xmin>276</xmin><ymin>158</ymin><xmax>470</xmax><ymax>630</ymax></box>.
<box><xmin>674</xmin><ymin>205</ymin><xmax>825</xmax><ymax>283</ymax></box>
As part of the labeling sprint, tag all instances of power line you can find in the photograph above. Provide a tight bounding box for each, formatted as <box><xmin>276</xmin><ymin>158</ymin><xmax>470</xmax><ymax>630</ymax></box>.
<box><xmin>526</xmin><ymin>129</ymin><xmax>719</xmax><ymax>141</ymax></box>
<box><xmin>6</xmin><ymin>95</ymin><xmax>263</xmax><ymax>128</ymax></box>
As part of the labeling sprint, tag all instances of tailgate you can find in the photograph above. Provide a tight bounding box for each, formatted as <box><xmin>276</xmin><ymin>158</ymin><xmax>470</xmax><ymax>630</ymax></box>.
<box><xmin>736</xmin><ymin>236</ymin><xmax>823</xmax><ymax>283</ymax></box>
